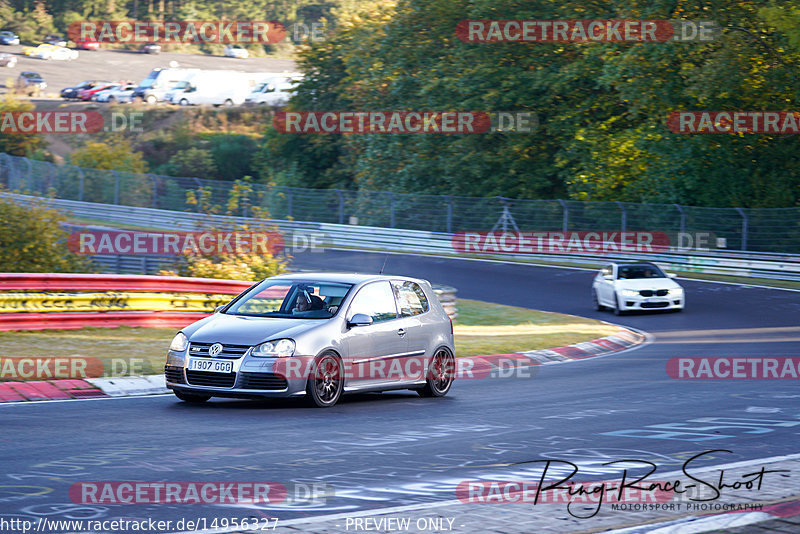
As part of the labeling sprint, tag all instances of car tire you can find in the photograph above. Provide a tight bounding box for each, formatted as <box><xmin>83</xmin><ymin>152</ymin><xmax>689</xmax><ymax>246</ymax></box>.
<box><xmin>306</xmin><ymin>351</ymin><xmax>343</xmax><ymax>408</ymax></box>
<box><xmin>179</xmin><ymin>98</ymin><xmax>189</xmax><ymax>106</ymax></box>
<box><xmin>174</xmin><ymin>390</ymin><xmax>211</xmax><ymax>403</ymax></box>
<box><xmin>592</xmin><ymin>288</ymin><xmax>604</xmax><ymax>311</ymax></box>
<box><xmin>417</xmin><ymin>348</ymin><xmax>455</xmax><ymax>398</ymax></box>
<box><xmin>223</xmin><ymin>99</ymin><xmax>233</xmax><ymax>107</ymax></box>
<box><xmin>108</xmin><ymin>96</ymin><xmax>116</xmax><ymax>103</ymax></box>
<box><xmin>613</xmin><ymin>293</ymin><xmax>625</xmax><ymax>316</ymax></box>
<box><xmin>145</xmin><ymin>95</ymin><xmax>157</xmax><ymax>104</ymax></box>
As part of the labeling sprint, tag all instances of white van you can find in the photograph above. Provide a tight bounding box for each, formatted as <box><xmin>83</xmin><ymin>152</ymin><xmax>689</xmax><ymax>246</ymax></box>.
<box><xmin>133</xmin><ymin>68</ymin><xmax>200</xmax><ymax>104</ymax></box>
<box><xmin>245</xmin><ymin>73</ymin><xmax>303</xmax><ymax>106</ymax></box>
<box><xmin>167</xmin><ymin>70</ymin><xmax>270</xmax><ymax>107</ymax></box>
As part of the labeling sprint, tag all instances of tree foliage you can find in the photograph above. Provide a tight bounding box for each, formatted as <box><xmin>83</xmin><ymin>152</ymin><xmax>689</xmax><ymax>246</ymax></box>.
<box><xmin>260</xmin><ymin>0</ymin><xmax>800</xmax><ymax>207</ymax></box>
<box><xmin>0</xmin><ymin>195</ymin><xmax>92</xmax><ymax>272</ymax></box>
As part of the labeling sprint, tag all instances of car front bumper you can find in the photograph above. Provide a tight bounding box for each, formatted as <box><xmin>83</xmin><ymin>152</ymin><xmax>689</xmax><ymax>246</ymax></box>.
<box><xmin>618</xmin><ymin>293</ymin><xmax>684</xmax><ymax>311</ymax></box>
<box><xmin>164</xmin><ymin>350</ymin><xmax>309</xmax><ymax>399</ymax></box>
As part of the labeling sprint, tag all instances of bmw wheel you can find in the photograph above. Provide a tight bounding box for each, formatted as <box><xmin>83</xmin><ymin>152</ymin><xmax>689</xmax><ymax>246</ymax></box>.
<box><xmin>306</xmin><ymin>351</ymin><xmax>343</xmax><ymax>407</ymax></box>
<box><xmin>613</xmin><ymin>293</ymin><xmax>625</xmax><ymax>316</ymax></box>
<box><xmin>592</xmin><ymin>289</ymin><xmax>604</xmax><ymax>311</ymax></box>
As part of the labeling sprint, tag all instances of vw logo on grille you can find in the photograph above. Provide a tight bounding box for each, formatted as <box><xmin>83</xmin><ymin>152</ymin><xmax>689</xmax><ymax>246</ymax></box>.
<box><xmin>208</xmin><ymin>343</ymin><xmax>223</xmax><ymax>357</ymax></box>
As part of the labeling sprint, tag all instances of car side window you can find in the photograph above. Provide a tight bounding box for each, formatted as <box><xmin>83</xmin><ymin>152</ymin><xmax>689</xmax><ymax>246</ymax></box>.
<box><xmin>349</xmin><ymin>281</ymin><xmax>398</xmax><ymax>323</ymax></box>
<box><xmin>391</xmin><ymin>281</ymin><xmax>429</xmax><ymax>317</ymax></box>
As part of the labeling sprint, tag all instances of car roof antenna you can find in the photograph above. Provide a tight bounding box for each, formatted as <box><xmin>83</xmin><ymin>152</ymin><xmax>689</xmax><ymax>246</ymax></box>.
<box><xmin>379</xmin><ymin>255</ymin><xmax>388</xmax><ymax>274</ymax></box>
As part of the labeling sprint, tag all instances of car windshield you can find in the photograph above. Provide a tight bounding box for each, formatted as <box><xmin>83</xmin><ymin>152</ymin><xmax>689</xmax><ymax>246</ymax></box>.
<box><xmin>617</xmin><ymin>264</ymin><xmax>666</xmax><ymax>279</ymax></box>
<box><xmin>225</xmin><ymin>280</ymin><xmax>353</xmax><ymax>319</ymax></box>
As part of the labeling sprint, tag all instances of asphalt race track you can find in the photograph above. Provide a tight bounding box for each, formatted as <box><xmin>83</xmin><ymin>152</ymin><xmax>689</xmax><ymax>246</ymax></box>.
<box><xmin>2</xmin><ymin>250</ymin><xmax>799</xmax><ymax>532</ymax></box>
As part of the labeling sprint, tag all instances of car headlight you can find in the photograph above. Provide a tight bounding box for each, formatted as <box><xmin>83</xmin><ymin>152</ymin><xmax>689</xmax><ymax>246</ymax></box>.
<box><xmin>252</xmin><ymin>339</ymin><xmax>295</xmax><ymax>358</ymax></box>
<box><xmin>169</xmin><ymin>332</ymin><xmax>188</xmax><ymax>352</ymax></box>
<box><xmin>620</xmin><ymin>289</ymin><xmax>640</xmax><ymax>297</ymax></box>
<box><xmin>667</xmin><ymin>288</ymin><xmax>684</xmax><ymax>296</ymax></box>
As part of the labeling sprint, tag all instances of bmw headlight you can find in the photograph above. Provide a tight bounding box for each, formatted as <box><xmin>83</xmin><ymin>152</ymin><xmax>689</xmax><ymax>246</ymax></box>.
<box><xmin>620</xmin><ymin>289</ymin><xmax>640</xmax><ymax>297</ymax></box>
<box><xmin>252</xmin><ymin>339</ymin><xmax>296</xmax><ymax>358</ymax></box>
<box><xmin>169</xmin><ymin>332</ymin><xmax>188</xmax><ymax>352</ymax></box>
<box><xmin>667</xmin><ymin>288</ymin><xmax>684</xmax><ymax>296</ymax></box>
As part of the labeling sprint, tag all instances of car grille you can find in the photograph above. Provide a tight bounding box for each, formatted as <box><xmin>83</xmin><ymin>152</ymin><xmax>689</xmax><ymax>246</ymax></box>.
<box><xmin>238</xmin><ymin>372</ymin><xmax>288</xmax><ymax>390</ymax></box>
<box><xmin>639</xmin><ymin>289</ymin><xmax>669</xmax><ymax>297</ymax></box>
<box><xmin>189</xmin><ymin>342</ymin><xmax>249</xmax><ymax>359</ymax></box>
<box><xmin>641</xmin><ymin>302</ymin><xmax>669</xmax><ymax>308</ymax></box>
<box><xmin>186</xmin><ymin>370</ymin><xmax>236</xmax><ymax>388</ymax></box>
<box><xmin>164</xmin><ymin>365</ymin><xmax>185</xmax><ymax>384</ymax></box>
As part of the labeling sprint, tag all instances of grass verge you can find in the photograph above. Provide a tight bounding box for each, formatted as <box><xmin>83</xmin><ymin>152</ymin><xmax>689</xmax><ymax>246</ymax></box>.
<box><xmin>454</xmin><ymin>299</ymin><xmax>619</xmax><ymax>357</ymax></box>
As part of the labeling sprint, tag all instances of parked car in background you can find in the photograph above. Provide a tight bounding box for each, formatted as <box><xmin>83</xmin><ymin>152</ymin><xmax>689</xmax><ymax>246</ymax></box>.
<box><xmin>0</xmin><ymin>53</ymin><xmax>16</xmax><ymax>68</ymax></box>
<box><xmin>245</xmin><ymin>73</ymin><xmax>303</xmax><ymax>106</ymax></box>
<box><xmin>74</xmin><ymin>39</ymin><xmax>100</xmax><ymax>50</ymax></box>
<box><xmin>592</xmin><ymin>262</ymin><xmax>685</xmax><ymax>315</ymax></box>
<box><xmin>133</xmin><ymin>67</ymin><xmax>199</xmax><ymax>104</ymax></box>
<box><xmin>139</xmin><ymin>43</ymin><xmax>161</xmax><ymax>54</ymax></box>
<box><xmin>224</xmin><ymin>45</ymin><xmax>249</xmax><ymax>58</ymax></box>
<box><xmin>23</xmin><ymin>43</ymin><xmax>78</xmax><ymax>60</ymax></box>
<box><xmin>77</xmin><ymin>82</ymin><xmax>119</xmax><ymax>101</ymax></box>
<box><xmin>165</xmin><ymin>273</ymin><xmax>456</xmax><ymax>407</ymax></box>
<box><xmin>15</xmin><ymin>71</ymin><xmax>46</xmax><ymax>96</ymax></box>
<box><xmin>61</xmin><ymin>80</ymin><xmax>110</xmax><ymax>100</ymax></box>
<box><xmin>95</xmin><ymin>83</ymin><xmax>137</xmax><ymax>103</ymax></box>
<box><xmin>0</xmin><ymin>31</ymin><xmax>20</xmax><ymax>45</ymax></box>
<box><xmin>44</xmin><ymin>34</ymin><xmax>67</xmax><ymax>47</ymax></box>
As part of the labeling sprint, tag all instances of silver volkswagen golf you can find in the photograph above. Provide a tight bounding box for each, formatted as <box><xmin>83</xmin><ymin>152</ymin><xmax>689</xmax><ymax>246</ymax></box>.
<box><xmin>165</xmin><ymin>273</ymin><xmax>456</xmax><ymax>407</ymax></box>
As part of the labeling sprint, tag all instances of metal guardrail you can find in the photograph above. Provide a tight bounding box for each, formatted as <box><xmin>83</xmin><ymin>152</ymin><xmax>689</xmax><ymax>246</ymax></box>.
<box><xmin>4</xmin><ymin>152</ymin><xmax>800</xmax><ymax>254</ymax></box>
<box><xmin>4</xmin><ymin>192</ymin><xmax>800</xmax><ymax>282</ymax></box>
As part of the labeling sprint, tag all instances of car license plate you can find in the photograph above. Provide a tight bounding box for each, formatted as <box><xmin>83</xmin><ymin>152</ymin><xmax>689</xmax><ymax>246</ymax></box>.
<box><xmin>189</xmin><ymin>358</ymin><xmax>233</xmax><ymax>373</ymax></box>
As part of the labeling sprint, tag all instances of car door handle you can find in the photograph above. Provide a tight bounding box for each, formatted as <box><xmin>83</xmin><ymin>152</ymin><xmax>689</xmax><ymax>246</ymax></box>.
<box><xmin>397</xmin><ymin>328</ymin><xmax>406</xmax><ymax>337</ymax></box>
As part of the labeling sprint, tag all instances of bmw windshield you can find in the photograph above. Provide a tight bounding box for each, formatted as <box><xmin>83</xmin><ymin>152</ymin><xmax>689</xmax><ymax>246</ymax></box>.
<box><xmin>224</xmin><ymin>280</ymin><xmax>353</xmax><ymax>319</ymax></box>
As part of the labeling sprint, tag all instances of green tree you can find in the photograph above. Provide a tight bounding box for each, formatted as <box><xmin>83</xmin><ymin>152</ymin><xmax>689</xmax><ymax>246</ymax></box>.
<box><xmin>0</xmin><ymin>195</ymin><xmax>92</xmax><ymax>273</ymax></box>
<box><xmin>0</xmin><ymin>95</ymin><xmax>47</xmax><ymax>156</ymax></box>
<box><xmin>69</xmin><ymin>139</ymin><xmax>148</xmax><ymax>173</ymax></box>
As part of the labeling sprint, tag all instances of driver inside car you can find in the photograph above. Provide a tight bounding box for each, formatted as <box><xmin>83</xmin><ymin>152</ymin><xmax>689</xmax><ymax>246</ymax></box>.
<box><xmin>292</xmin><ymin>288</ymin><xmax>327</xmax><ymax>316</ymax></box>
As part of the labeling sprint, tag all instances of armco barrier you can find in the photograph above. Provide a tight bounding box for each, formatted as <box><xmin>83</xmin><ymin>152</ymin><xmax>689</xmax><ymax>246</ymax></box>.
<box><xmin>4</xmin><ymin>192</ymin><xmax>800</xmax><ymax>281</ymax></box>
<box><xmin>0</xmin><ymin>273</ymin><xmax>253</xmax><ymax>294</ymax></box>
<box><xmin>0</xmin><ymin>274</ymin><xmax>254</xmax><ymax>331</ymax></box>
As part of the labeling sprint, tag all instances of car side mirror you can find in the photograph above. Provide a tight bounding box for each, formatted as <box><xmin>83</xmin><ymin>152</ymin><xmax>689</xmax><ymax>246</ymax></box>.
<box><xmin>667</xmin><ymin>273</ymin><xmax>677</xmax><ymax>278</ymax></box>
<box><xmin>214</xmin><ymin>305</ymin><xmax>225</xmax><ymax>313</ymax></box>
<box><xmin>347</xmin><ymin>313</ymin><xmax>373</xmax><ymax>328</ymax></box>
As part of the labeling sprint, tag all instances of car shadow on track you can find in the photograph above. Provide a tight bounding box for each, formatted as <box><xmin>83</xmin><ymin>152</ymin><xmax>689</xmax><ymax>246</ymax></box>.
<box><xmin>163</xmin><ymin>391</ymin><xmax>453</xmax><ymax>410</ymax></box>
